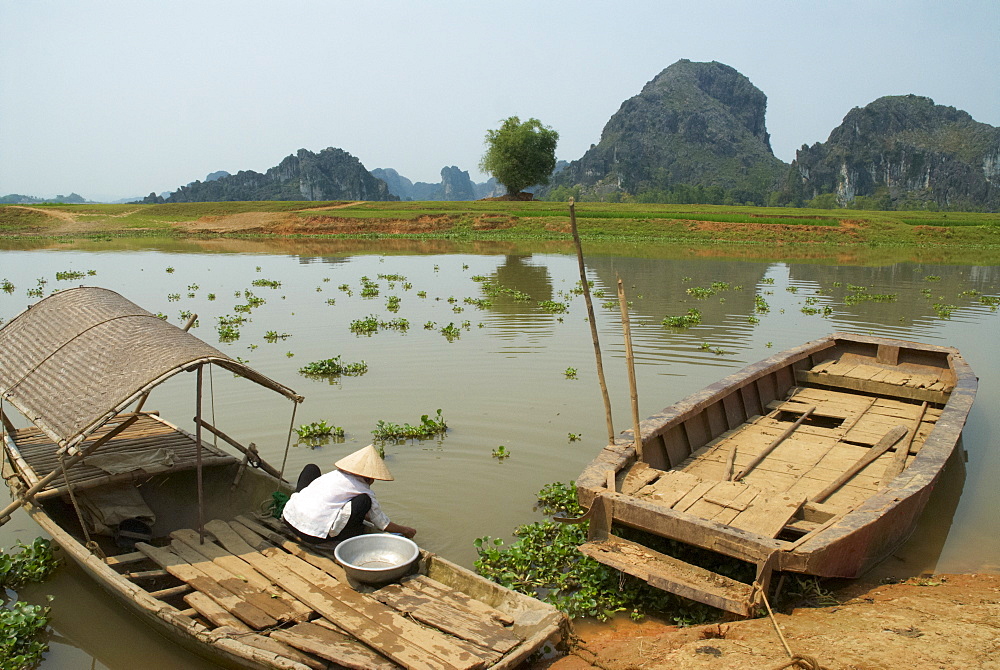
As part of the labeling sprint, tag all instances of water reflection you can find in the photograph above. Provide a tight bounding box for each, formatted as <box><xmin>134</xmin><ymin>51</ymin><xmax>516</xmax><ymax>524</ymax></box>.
<box><xmin>1</xmin><ymin>242</ymin><xmax>998</xmax><ymax>669</ymax></box>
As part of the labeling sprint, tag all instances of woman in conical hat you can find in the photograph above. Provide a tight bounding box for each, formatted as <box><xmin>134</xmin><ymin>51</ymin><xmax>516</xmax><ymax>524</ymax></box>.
<box><xmin>281</xmin><ymin>445</ymin><xmax>417</xmax><ymax>544</ymax></box>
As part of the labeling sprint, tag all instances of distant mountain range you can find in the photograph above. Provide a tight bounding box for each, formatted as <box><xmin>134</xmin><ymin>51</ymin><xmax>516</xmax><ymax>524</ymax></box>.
<box><xmin>6</xmin><ymin>59</ymin><xmax>996</xmax><ymax>211</ymax></box>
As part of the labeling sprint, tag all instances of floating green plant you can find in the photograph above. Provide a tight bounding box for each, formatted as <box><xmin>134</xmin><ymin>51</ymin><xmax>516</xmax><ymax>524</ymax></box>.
<box><xmin>491</xmin><ymin>445</ymin><xmax>511</xmax><ymax>461</ymax></box>
<box><xmin>567</xmin><ymin>433</ymin><xmax>581</xmax><ymax>442</ymax></box>
<box><xmin>252</xmin><ymin>278</ymin><xmax>281</xmax><ymax>288</ymax></box>
<box><xmin>349</xmin><ymin>315</ymin><xmax>410</xmax><ymax>335</ymax></box>
<box><xmin>932</xmin><ymin>303</ymin><xmax>958</xmax><ymax>318</ymax></box>
<box><xmin>55</xmin><ymin>270</ymin><xmax>86</xmax><ymax>281</ymax></box>
<box><xmin>1</xmin><ymin>279</ymin><xmax>14</xmax><ymax>293</ymax></box>
<box><xmin>754</xmin><ymin>295</ymin><xmax>771</xmax><ymax>313</ymax></box>
<box><xmin>564</xmin><ymin>367</ymin><xmax>578</xmax><ymax>379</ymax></box>
<box><xmin>474</xmin><ymin>482</ymin><xmax>705</xmax><ymax>622</ymax></box>
<box><xmin>264</xmin><ymin>331</ymin><xmax>291</xmax><ymax>342</ymax></box>
<box><xmin>440</xmin><ymin>323</ymin><xmax>461</xmax><ymax>340</ymax></box>
<box><xmin>661</xmin><ymin>308</ymin><xmax>701</xmax><ymax>328</ymax></box>
<box><xmin>299</xmin><ymin>356</ymin><xmax>368</xmax><ymax>377</ymax></box>
<box><xmin>464</xmin><ymin>297</ymin><xmax>493</xmax><ymax>309</ymax></box>
<box><xmin>538</xmin><ymin>300</ymin><xmax>569</xmax><ymax>313</ymax></box>
<box><xmin>295</xmin><ymin>421</ymin><xmax>344</xmax><ymax>440</ymax></box>
<box><xmin>372</xmin><ymin>409</ymin><xmax>447</xmax><ymax>441</ymax></box>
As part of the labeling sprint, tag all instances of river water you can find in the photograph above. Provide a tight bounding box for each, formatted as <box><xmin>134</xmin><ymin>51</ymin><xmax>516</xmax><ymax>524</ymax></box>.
<box><xmin>1</xmin><ymin>238</ymin><xmax>998</xmax><ymax>669</ymax></box>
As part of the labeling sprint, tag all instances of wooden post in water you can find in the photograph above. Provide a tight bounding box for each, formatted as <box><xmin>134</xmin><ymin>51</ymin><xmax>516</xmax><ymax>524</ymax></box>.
<box><xmin>569</xmin><ymin>199</ymin><xmax>615</xmax><ymax>445</ymax></box>
<box><xmin>617</xmin><ymin>277</ymin><xmax>643</xmax><ymax>461</ymax></box>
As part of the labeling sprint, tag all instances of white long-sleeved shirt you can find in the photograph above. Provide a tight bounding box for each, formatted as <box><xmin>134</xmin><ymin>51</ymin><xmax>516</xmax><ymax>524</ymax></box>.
<box><xmin>281</xmin><ymin>469</ymin><xmax>391</xmax><ymax>538</ymax></box>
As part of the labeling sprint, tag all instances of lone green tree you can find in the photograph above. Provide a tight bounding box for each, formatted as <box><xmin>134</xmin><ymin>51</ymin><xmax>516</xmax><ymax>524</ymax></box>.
<box><xmin>480</xmin><ymin>117</ymin><xmax>559</xmax><ymax>197</ymax></box>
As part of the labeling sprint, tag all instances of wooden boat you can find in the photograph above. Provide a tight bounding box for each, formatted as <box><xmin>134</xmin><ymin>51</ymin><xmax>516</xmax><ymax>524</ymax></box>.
<box><xmin>574</xmin><ymin>332</ymin><xmax>977</xmax><ymax>616</ymax></box>
<box><xmin>0</xmin><ymin>287</ymin><xmax>564</xmax><ymax>670</ymax></box>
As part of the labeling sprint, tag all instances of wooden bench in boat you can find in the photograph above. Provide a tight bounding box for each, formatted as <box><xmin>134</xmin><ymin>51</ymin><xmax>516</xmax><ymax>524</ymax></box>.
<box><xmin>4</xmin><ymin>413</ymin><xmax>236</xmax><ymax>501</ymax></box>
<box><xmin>797</xmin><ymin>358</ymin><xmax>954</xmax><ymax>403</ymax></box>
<box><xmin>107</xmin><ymin>515</ymin><xmax>531</xmax><ymax>670</ymax></box>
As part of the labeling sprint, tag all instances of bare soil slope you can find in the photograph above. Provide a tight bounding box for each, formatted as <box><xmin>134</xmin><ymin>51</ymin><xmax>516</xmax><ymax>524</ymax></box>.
<box><xmin>537</xmin><ymin>574</ymin><xmax>1000</xmax><ymax>670</ymax></box>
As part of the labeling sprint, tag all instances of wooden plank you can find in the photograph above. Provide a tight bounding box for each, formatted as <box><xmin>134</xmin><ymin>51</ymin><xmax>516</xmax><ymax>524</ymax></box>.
<box><xmin>671</xmin><ymin>480</ymin><xmax>718</xmax><ymax>513</ymax></box>
<box><xmin>148</xmin><ymin>584</ymin><xmax>191</xmax><ymax>599</ymax></box>
<box><xmin>168</xmin><ymin>538</ymin><xmax>303</xmax><ymax>623</ymax></box>
<box><xmin>171</xmin><ymin>528</ymin><xmax>312</xmax><ymax>622</ymax></box>
<box><xmin>234</xmin><ymin>515</ymin><xmax>349</xmax><ymax>582</ymax></box>
<box><xmin>728</xmin><ymin>493</ymin><xmax>804</xmax><ymax>538</ymax></box>
<box><xmin>171</xmin><ymin>529</ymin><xmax>275</xmax><ymax>591</ymax></box>
<box><xmin>579</xmin><ymin>536</ymin><xmax>755</xmax><ymax>616</ymax></box>
<box><xmin>635</xmin><ymin>470</ymin><xmax>701</xmax><ymax>508</ymax></box>
<box><xmin>220</xmin><ymin>627</ymin><xmax>328</xmax><ymax>670</ymax></box>
<box><xmin>713</xmin><ymin>486</ymin><xmax>763</xmax><ymax>525</ymax></box>
<box><xmin>405</xmin><ymin>575</ymin><xmax>515</xmax><ymax>626</ymax></box>
<box><xmin>373</xmin><ymin>582</ymin><xmax>521</xmax><ymax>653</ymax></box>
<box><xmin>135</xmin><ymin>542</ymin><xmax>279</xmax><ymax>630</ymax></box>
<box><xmin>796</xmin><ymin>369</ymin><xmax>950</xmax><ymax>404</ymax></box>
<box><xmin>811</xmin><ymin>425</ymin><xmax>908</xmax><ymax>503</ymax></box>
<box><xmin>620</xmin><ymin>462</ymin><xmax>660</xmax><ymax>496</ymax></box>
<box><xmin>104</xmin><ymin>551</ymin><xmax>147</xmax><ymax>566</ymax></box>
<box><xmin>260</xmin><ymin>549</ymin><xmax>483</xmax><ymax>670</ymax></box>
<box><xmin>272</xmin><ymin>621</ymin><xmax>399</xmax><ymax>670</ymax></box>
<box><xmin>226</xmin><ymin>519</ymin><xmax>483</xmax><ymax>670</ymax></box>
<box><xmin>184</xmin><ymin>590</ymin><xmax>249</xmax><ymax>630</ymax></box>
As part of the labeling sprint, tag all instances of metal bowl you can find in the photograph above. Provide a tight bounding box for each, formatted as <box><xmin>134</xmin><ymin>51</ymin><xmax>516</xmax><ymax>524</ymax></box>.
<box><xmin>334</xmin><ymin>533</ymin><xmax>419</xmax><ymax>585</ymax></box>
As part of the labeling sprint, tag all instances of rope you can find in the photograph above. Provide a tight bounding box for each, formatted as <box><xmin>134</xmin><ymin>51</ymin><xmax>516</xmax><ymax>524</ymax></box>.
<box><xmin>757</xmin><ymin>581</ymin><xmax>831</xmax><ymax>670</ymax></box>
<box><xmin>59</xmin><ymin>452</ymin><xmax>94</xmax><ymax>548</ymax></box>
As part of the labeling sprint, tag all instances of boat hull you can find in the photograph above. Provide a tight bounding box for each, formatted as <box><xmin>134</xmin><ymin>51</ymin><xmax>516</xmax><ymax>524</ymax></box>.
<box><xmin>576</xmin><ymin>333</ymin><xmax>977</xmax><ymax>610</ymax></box>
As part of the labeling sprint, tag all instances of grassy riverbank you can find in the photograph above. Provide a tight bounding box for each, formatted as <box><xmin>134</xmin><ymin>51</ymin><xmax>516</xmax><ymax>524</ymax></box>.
<box><xmin>2</xmin><ymin>201</ymin><xmax>999</xmax><ymax>260</ymax></box>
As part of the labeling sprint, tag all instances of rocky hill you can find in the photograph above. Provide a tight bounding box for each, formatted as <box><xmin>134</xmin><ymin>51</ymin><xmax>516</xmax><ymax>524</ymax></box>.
<box><xmin>371</xmin><ymin>166</ymin><xmax>504</xmax><ymax>201</ymax></box>
<box><xmin>544</xmin><ymin>60</ymin><xmax>788</xmax><ymax>203</ymax></box>
<box><xmin>783</xmin><ymin>95</ymin><xmax>1000</xmax><ymax>210</ymax></box>
<box><xmin>160</xmin><ymin>148</ymin><xmax>396</xmax><ymax>203</ymax></box>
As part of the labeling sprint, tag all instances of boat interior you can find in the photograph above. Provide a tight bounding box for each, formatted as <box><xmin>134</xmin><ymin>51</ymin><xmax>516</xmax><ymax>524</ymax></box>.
<box><xmin>3</xmin><ymin>411</ymin><xmax>557</xmax><ymax>670</ymax></box>
<box><xmin>619</xmin><ymin>341</ymin><xmax>955</xmax><ymax>543</ymax></box>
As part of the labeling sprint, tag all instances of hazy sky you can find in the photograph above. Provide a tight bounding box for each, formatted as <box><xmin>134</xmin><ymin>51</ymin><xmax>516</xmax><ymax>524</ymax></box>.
<box><xmin>2</xmin><ymin>1</ymin><xmax>997</xmax><ymax>201</ymax></box>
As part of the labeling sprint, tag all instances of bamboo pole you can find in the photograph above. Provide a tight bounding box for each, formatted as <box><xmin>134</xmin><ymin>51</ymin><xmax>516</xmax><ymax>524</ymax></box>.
<box><xmin>569</xmin><ymin>199</ymin><xmax>615</xmax><ymax>444</ymax></box>
<box><xmin>617</xmin><ymin>277</ymin><xmax>643</xmax><ymax>461</ymax></box>
<box><xmin>882</xmin><ymin>401</ymin><xmax>928</xmax><ymax>481</ymax></box>
<box><xmin>733</xmin><ymin>406</ymin><xmax>816</xmax><ymax>481</ymax></box>
<box><xmin>811</xmin><ymin>424</ymin><xmax>908</xmax><ymax>503</ymax></box>
<box><xmin>195</xmin><ymin>365</ymin><xmax>205</xmax><ymax>544</ymax></box>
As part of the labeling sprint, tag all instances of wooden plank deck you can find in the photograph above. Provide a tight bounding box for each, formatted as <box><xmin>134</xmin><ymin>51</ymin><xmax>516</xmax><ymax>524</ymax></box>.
<box><xmin>623</xmin><ymin>376</ymin><xmax>943</xmax><ymax>534</ymax></box>
<box><xmin>9</xmin><ymin>413</ymin><xmax>236</xmax><ymax>498</ymax></box>
<box><xmin>113</xmin><ymin>517</ymin><xmax>529</xmax><ymax>669</ymax></box>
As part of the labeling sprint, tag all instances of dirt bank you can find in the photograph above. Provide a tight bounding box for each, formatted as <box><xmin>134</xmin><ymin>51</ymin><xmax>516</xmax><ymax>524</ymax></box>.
<box><xmin>536</xmin><ymin>574</ymin><xmax>1000</xmax><ymax>669</ymax></box>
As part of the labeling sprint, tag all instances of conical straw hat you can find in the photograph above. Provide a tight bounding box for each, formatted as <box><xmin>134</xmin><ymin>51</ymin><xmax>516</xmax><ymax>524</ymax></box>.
<box><xmin>335</xmin><ymin>445</ymin><xmax>394</xmax><ymax>481</ymax></box>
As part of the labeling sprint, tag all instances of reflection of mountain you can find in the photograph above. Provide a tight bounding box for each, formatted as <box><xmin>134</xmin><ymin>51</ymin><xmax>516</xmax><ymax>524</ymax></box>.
<box><xmin>786</xmin><ymin>264</ymin><xmax>1000</xmax><ymax>324</ymax></box>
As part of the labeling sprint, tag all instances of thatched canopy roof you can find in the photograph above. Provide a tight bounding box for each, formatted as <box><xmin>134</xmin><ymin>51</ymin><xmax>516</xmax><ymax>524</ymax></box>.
<box><xmin>0</xmin><ymin>287</ymin><xmax>302</xmax><ymax>449</ymax></box>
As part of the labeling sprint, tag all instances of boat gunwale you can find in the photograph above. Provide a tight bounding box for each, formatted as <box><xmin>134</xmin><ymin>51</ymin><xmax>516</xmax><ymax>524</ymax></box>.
<box><xmin>577</xmin><ymin>332</ymin><xmax>977</xmax><ymax>571</ymax></box>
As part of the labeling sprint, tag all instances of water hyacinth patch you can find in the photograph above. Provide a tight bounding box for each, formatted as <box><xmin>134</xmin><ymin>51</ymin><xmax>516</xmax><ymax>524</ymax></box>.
<box><xmin>295</xmin><ymin>420</ymin><xmax>344</xmax><ymax>440</ymax></box>
<box><xmin>661</xmin><ymin>308</ymin><xmax>702</xmax><ymax>328</ymax></box>
<box><xmin>299</xmin><ymin>356</ymin><xmax>368</xmax><ymax>377</ymax></box>
<box><xmin>372</xmin><ymin>409</ymin><xmax>447</xmax><ymax>441</ymax></box>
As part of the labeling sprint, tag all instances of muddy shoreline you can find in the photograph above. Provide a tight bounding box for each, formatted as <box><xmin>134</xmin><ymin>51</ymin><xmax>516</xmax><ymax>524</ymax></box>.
<box><xmin>535</xmin><ymin>573</ymin><xmax>1000</xmax><ymax>669</ymax></box>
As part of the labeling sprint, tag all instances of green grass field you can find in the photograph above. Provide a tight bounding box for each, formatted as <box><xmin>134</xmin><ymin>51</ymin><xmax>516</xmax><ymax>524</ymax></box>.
<box><xmin>2</xmin><ymin>201</ymin><xmax>998</xmax><ymax>250</ymax></box>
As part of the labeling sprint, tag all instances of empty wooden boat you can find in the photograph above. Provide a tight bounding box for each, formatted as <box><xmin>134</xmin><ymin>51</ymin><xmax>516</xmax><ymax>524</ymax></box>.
<box><xmin>574</xmin><ymin>332</ymin><xmax>977</xmax><ymax>616</ymax></box>
<box><xmin>1</xmin><ymin>287</ymin><xmax>564</xmax><ymax>670</ymax></box>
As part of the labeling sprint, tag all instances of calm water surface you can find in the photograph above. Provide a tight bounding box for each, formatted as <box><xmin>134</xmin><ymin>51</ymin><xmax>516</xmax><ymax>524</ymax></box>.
<box><xmin>1</xmin><ymin>240</ymin><xmax>998</xmax><ymax>669</ymax></box>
